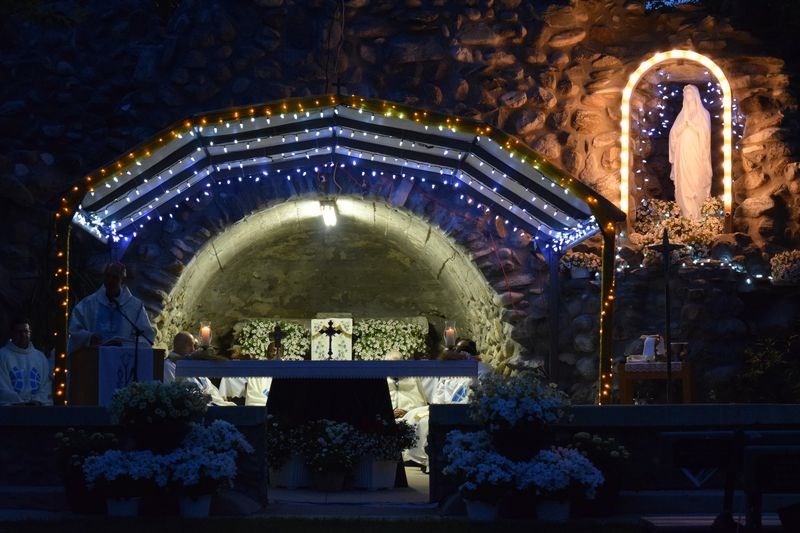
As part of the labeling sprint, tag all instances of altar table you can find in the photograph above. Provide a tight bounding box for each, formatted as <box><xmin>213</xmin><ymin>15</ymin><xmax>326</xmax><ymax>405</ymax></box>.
<box><xmin>176</xmin><ymin>360</ymin><xmax>478</xmax><ymax>426</ymax></box>
<box><xmin>616</xmin><ymin>361</ymin><xmax>692</xmax><ymax>404</ymax></box>
<box><xmin>176</xmin><ymin>360</ymin><xmax>479</xmax><ymax>487</ymax></box>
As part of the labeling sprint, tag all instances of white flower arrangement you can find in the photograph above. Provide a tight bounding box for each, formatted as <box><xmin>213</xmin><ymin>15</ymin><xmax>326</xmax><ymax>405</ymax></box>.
<box><xmin>469</xmin><ymin>371</ymin><xmax>570</xmax><ymax>431</ymax></box>
<box><xmin>516</xmin><ymin>446</ymin><xmax>604</xmax><ymax>500</ymax></box>
<box><xmin>358</xmin><ymin>418</ymin><xmax>417</xmax><ymax>461</ymax></box>
<box><xmin>352</xmin><ymin>319</ymin><xmax>428</xmax><ymax>360</ymax></box>
<box><xmin>233</xmin><ymin>319</ymin><xmax>310</xmax><ymax>360</ymax></box>
<box><xmin>162</xmin><ymin>448</ymin><xmax>238</xmax><ymax>497</ymax></box>
<box><xmin>559</xmin><ymin>251</ymin><xmax>601</xmax><ymax>274</ymax></box>
<box><xmin>182</xmin><ymin>419</ymin><xmax>255</xmax><ymax>457</ymax></box>
<box><xmin>296</xmin><ymin>419</ymin><xmax>364</xmax><ymax>473</ymax></box>
<box><xmin>442</xmin><ymin>430</ymin><xmax>516</xmax><ymax>503</ymax></box>
<box><xmin>770</xmin><ymin>250</ymin><xmax>800</xmax><ymax>284</ymax></box>
<box><xmin>109</xmin><ymin>381</ymin><xmax>208</xmax><ymax>427</ymax></box>
<box><xmin>82</xmin><ymin>449</ymin><xmax>166</xmax><ymax>498</ymax></box>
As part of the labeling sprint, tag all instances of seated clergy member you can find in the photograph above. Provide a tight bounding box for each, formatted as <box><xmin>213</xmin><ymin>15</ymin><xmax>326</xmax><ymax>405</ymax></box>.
<box><xmin>384</xmin><ymin>351</ymin><xmax>433</xmax><ymax>469</ymax></box>
<box><xmin>164</xmin><ymin>331</ymin><xmax>234</xmax><ymax>406</ymax></box>
<box><xmin>432</xmin><ymin>339</ymin><xmax>491</xmax><ymax>404</ymax></box>
<box><xmin>219</xmin><ymin>342</ymin><xmax>278</xmax><ymax>406</ymax></box>
<box><xmin>67</xmin><ymin>262</ymin><xmax>155</xmax><ymax>354</ymax></box>
<box><xmin>385</xmin><ymin>350</ymin><xmax>429</xmax><ymax>419</ymax></box>
<box><xmin>244</xmin><ymin>342</ymin><xmax>280</xmax><ymax>407</ymax></box>
<box><xmin>0</xmin><ymin>317</ymin><xmax>53</xmax><ymax>406</ymax></box>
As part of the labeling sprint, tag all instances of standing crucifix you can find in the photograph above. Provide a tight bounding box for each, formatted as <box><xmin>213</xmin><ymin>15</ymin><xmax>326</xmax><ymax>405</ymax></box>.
<box><xmin>318</xmin><ymin>320</ymin><xmax>342</xmax><ymax>360</ymax></box>
<box><xmin>647</xmin><ymin>229</ymin><xmax>685</xmax><ymax>403</ymax></box>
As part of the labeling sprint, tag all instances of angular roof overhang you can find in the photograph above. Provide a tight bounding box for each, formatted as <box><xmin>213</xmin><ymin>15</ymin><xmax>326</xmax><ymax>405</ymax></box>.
<box><xmin>72</xmin><ymin>96</ymin><xmax>624</xmax><ymax>251</ymax></box>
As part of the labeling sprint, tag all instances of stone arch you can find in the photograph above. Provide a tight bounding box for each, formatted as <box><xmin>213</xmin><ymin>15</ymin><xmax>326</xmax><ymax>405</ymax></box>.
<box><xmin>154</xmin><ymin>195</ymin><xmax>512</xmax><ymax>367</ymax></box>
<box><xmin>63</xmin><ymin>96</ymin><xmax>624</xmax><ymax>399</ymax></box>
<box><xmin>620</xmin><ymin>50</ymin><xmax>733</xmax><ymax>223</ymax></box>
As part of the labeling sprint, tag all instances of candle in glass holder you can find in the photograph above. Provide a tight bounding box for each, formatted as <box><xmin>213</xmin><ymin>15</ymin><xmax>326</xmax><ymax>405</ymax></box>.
<box><xmin>443</xmin><ymin>320</ymin><xmax>457</xmax><ymax>348</ymax></box>
<box><xmin>199</xmin><ymin>321</ymin><xmax>212</xmax><ymax>346</ymax></box>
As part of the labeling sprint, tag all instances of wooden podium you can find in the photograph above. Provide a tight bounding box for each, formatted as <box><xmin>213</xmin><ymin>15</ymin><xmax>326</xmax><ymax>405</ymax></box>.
<box><xmin>68</xmin><ymin>346</ymin><xmax>165</xmax><ymax>405</ymax></box>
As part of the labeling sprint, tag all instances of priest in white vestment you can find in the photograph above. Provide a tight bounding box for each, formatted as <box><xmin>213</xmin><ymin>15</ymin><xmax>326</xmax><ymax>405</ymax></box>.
<box><xmin>390</xmin><ymin>345</ymin><xmax>492</xmax><ymax>469</ymax></box>
<box><xmin>669</xmin><ymin>84</ymin><xmax>712</xmax><ymax>220</ymax></box>
<box><xmin>67</xmin><ymin>262</ymin><xmax>155</xmax><ymax>354</ymax></box>
<box><xmin>384</xmin><ymin>351</ymin><xmax>433</xmax><ymax>468</ymax></box>
<box><xmin>163</xmin><ymin>331</ymin><xmax>234</xmax><ymax>406</ymax></box>
<box><xmin>219</xmin><ymin>342</ymin><xmax>279</xmax><ymax>406</ymax></box>
<box><xmin>0</xmin><ymin>318</ymin><xmax>52</xmax><ymax>406</ymax></box>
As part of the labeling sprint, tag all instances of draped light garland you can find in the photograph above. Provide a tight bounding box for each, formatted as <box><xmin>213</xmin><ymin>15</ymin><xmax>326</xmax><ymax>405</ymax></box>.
<box><xmin>55</xmin><ymin>95</ymin><xmax>625</xmax><ymax>404</ymax></box>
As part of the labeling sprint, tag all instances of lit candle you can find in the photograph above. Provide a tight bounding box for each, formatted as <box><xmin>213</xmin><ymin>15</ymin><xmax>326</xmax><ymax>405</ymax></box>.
<box><xmin>199</xmin><ymin>322</ymin><xmax>212</xmax><ymax>346</ymax></box>
<box><xmin>443</xmin><ymin>321</ymin><xmax>456</xmax><ymax>348</ymax></box>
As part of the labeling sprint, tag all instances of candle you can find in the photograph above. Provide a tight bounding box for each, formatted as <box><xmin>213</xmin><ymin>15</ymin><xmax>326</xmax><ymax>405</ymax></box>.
<box><xmin>443</xmin><ymin>321</ymin><xmax>456</xmax><ymax>347</ymax></box>
<box><xmin>199</xmin><ymin>322</ymin><xmax>212</xmax><ymax>346</ymax></box>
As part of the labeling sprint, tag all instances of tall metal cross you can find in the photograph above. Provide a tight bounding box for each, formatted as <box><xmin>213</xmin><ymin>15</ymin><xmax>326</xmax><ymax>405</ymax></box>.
<box><xmin>647</xmin><ymin>229</ymin><xmax>685</xmax><ymax>403</ymax></box>
<box><xmin>319</xmin><ymin>320</ymin><xmax>342</xmax><ymax>360</ymax></box>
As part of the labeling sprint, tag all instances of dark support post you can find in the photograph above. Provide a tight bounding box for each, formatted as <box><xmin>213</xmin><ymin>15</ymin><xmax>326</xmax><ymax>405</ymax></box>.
<box><xmin>598</xmin><ymin>225</ymin><xmax>616</xmax><ymax>405</ymax></box>
<box><xmin>542</xmin><ymin>247</ymin><xmax>561</xmax><ymax>381</ymax></box>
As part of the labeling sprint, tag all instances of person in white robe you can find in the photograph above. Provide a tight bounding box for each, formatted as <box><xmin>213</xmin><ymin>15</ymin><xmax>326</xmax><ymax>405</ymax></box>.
<box><xmin>220</xmin><ymin>342</ymin><xmax>279</xmax><ymax>406</ymax></box>
<box><xmin>0</xmin><ymin>318</ymin><xmax>52</xmax><ymax>406</ymax></box>
<box><xmin>669</xmin><ymin>84</ymin><xmax>712</xmax><ymax>220</ymax></box>
<box><xmin>67</xmin><ymin>262</ymin><xmax>155</xmax><ymax>354</ymax></box>
<box><xmin>163</xmin><ymin>331</ymin><xmax>234</xmax><ymax>406</ymax></box>
<box><xmin>399</xmin><ymin>343</ymin><xmax>492</xmax><ymax>469</ymax></box>
<box><xmin>383</xmin><ymin>351</ymin><xmax>433</xmax><ymax>469</ymax></box>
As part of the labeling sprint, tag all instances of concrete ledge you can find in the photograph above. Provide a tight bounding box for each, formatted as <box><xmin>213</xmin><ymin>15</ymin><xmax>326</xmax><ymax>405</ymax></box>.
<box><xmin>0</xmin><ymin>405</ymin><xmax>267</xmax><ymax>427</ymax></box>
<box><xmin>430</xmin><ymin>403</ymin><xmax>800</xmax><ymax>429</ymax></box>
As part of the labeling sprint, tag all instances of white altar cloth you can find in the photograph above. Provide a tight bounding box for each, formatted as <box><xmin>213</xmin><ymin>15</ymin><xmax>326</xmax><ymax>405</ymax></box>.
<box><xmin>175</xmin><ymin>360</ymin><xmax>478</xmax><ymax>379</ymax></box>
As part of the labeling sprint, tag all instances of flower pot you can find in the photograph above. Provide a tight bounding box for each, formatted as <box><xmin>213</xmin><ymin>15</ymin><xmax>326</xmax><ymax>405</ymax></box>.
<box><xmin>464</xmin><ymin>500</ymin><xmax>499</xmax><ymax>522</ymax></box>
<box><xmin>536</xmin><ymin>499</ymin><xmax>570</xmax><ymax>522</ymax></box>
<box><xmin>269</xmin><ymin>454</ymin><xmax>310</xmax><ymax>489</ymax></box>
<box><xmin>106</xmin><ymin>497</ymin><xmax>141</xmax><ymax>517</ymax></box>
<box><xmin>179</xmin><ymin>494</ymin><xmax>212</xmax><ymax>518</ymax></box>
<box><xmin>310</xmin><ymin>470</ymin><xmax>346</xmax><ymax>492</ymax></box>
<box><xmin>570</xmin><ymin>267</ymin><xmax>591</xmax><ymax>279</ymax></box>
<box><xmin>352</xmin><ymin>457</ymin><xmax>397</xmax><ymax>490</ymax></box>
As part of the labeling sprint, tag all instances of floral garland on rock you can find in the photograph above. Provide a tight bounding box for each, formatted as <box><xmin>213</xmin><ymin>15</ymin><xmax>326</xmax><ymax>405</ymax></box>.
<box><xmin>233</xmin><ymin>319</ymin><xmax>310</xmax><ymax>360</ymax></box>
<box><xmin>352</xmin><ymin>319</ymin><xmax>428</xmax><ymax>360</ymax></box>
<box><xmin>630</xmin><ymin>197</ymin><xmax>724</xmax><ymax>263</ymax></box>
<box><xmin>770</xmin><ymin>249</ymin><xmax>800</xmax><ymax>284</ymax></box>
<box><xmin>559</xmin><ymin>251</ymin><xmax>601</xmax><ymax>274</ymax></box>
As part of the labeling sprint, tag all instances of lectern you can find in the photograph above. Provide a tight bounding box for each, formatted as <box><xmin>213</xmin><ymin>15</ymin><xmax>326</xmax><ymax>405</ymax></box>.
<box><xmin>68</xmin><ymin>347</ymin><xmax>165</xmax><ymax>405</ymax></box>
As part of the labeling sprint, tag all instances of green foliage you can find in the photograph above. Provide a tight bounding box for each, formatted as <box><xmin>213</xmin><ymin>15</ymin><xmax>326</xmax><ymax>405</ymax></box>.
<box><xmin>53</xmin><ymin>428</ymin><xmax>118</xmax><ymax>475</ymax></box>
<box><xmin>713</xmin><ymin>330</ymin><xmax>800</xmax><ymax>402</ymax></box>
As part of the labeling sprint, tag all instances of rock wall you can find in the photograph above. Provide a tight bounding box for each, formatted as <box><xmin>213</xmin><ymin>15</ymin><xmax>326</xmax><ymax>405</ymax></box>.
<box><xmin>1</xmin><ymin>0</ymin><xmax>800</xmax><ymax>401</ymax></box>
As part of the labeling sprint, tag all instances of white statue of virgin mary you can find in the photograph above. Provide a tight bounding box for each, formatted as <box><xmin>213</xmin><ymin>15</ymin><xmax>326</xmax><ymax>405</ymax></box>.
<box><xmin>668</xmin><ymin>84</ymin><xmax>712</xmax><ymax>220</ymax></box>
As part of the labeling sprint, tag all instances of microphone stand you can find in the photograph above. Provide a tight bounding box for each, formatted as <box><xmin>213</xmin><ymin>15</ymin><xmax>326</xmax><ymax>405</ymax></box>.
<box><xmin>110</xmin><ymin>299</ymin><xmax>153</xmax><ymax>383</ymax></box>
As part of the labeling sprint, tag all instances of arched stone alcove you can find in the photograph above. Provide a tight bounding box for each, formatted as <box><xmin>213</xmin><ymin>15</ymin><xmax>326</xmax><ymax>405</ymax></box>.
<box><xmin>620</xmin><ymin>50</ymin><xmax>734</xmax><ymax>224</ymax></box>
<box><xmin>154</xmin><ymin>196</ymin><xmax>512</xmax><ymax>367</ymax></box>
